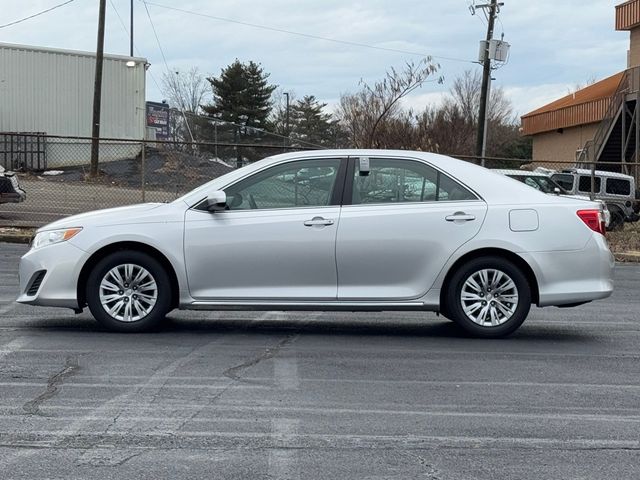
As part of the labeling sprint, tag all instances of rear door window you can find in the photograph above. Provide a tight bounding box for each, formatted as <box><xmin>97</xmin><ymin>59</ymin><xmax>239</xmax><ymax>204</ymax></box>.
<box><xmin>351</xmin><ymin>158</ymin><xmax>477</xmax><ymax>205</ymax></box>
<box><xmin>578</xmin><ymin>176</ymin><xmax>601</xmax><ymax>193</ymax></box>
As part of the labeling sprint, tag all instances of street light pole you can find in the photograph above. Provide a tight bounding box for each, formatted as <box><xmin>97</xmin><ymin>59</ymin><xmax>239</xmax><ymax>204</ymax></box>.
<box><xmin>283</xmin><ymin>92</ymin><xmax>290</xmax><ymax>148</ymax></box>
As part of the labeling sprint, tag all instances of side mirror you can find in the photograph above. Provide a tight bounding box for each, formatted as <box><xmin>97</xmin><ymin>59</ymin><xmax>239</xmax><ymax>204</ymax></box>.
<box><xmin>205</xmin><ymin>190</ymin><xmax>227</xmax><ymax>212</ymax></box>
<box><xmin>553</xmin><ymin>187</ymin><xmax>561</xmax><ymax>195</ymax></box>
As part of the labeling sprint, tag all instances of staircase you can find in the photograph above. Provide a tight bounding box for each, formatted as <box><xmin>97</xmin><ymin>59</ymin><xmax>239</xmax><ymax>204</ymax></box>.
<box><xmin>579</xmin><ymin>68</ymin><xmax>640</xmax><ymax>180</ymax></box>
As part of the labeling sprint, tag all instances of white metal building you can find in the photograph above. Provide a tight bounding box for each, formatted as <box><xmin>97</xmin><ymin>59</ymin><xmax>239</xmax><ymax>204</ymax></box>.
<box><xmin>0</xmin><ymin>42</ymin><xmax>147</xmax><ymax>168</ymax></box>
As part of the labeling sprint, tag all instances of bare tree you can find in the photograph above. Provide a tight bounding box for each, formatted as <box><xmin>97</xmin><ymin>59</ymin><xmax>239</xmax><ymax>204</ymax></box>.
<box><xmin>417</xmin><ymin>69</ymin><xmax>518</xmax><ymax>158</ymax></box>
<box><xmin>161</xmin><ymin>67</ymin><xmax>211</xmax><ymax>114</ymax></box>
<box><xmin>338</xmin><ymin>59</ymin><xmax>441</xmax><ymax>148</ymax></box>
<box><xmin>448</xmin><ymin>70</ymin><xmax>513</xmax><ymax>125</ymax></box>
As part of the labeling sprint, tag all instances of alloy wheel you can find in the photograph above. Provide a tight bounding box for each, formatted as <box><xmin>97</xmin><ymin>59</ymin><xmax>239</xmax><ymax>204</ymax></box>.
<box><xmin>98</xmin><ymin>263</ymin><xmax>158</xmax><ymax>322</ymax></box>
<box><xmin>460</xmin><ymin>268</ymin><xmax>519</xmax><ymax>327</ymax></box>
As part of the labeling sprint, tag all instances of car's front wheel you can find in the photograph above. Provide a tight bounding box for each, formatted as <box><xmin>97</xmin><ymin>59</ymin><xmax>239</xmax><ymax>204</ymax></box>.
<box><xmin>444</xmin><ymin>256</ymin><xmax>531</xmax><ymax>338</ymax></box>
<box><xmin>86</xmin><ymin>250</ymin><xmax>172</xmax><ymax>332</ymax></box>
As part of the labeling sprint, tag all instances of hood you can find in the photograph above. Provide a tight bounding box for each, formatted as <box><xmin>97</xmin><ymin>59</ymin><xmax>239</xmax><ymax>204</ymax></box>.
<box><xmin>39</xmin><ymin>203</ymin><xmax>169</xmax><ymax>231</ymax></box>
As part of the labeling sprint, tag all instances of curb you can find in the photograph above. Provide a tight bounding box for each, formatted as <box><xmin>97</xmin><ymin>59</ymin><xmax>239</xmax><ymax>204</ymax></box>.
<box><xmin>615</xmin><ymin>252</ymin><xmax>640</xmax><ymax>263</ymax></box>
<box><xmin>0</xmin><ymin>234</ymin><xmax>31</xmax><ymax>244</ymax></box>
<box><xmin>0</xmin><ymin>228</ymin><xmax>34</xmax><ymax>245</ymax></box>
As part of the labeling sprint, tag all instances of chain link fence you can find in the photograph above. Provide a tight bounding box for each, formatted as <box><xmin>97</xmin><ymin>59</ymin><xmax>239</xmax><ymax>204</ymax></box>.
<box><xmin>1</xmin><ymin>133</ymin><xmax>639</xmax><ymax>235</ymax></box>
<box><xmin>0</xmin><ymin>133</ymin><xmax>312</xmax><ymax>227</ymax></box>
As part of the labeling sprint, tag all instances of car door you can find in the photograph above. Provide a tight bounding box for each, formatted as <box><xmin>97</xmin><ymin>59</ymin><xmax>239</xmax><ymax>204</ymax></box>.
<box><xmin>336</xmin><ymin>157</ymin><xmax>487</xmax><ymax>300</ymax></box>
<box><xmin>183</xmin><ymin>157</ymin><xmax>346</xmax><ymax>300</ymax></box>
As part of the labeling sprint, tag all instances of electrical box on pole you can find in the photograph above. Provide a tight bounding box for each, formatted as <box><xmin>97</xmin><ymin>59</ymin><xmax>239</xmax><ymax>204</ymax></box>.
<box><xmin>489</xmin><ymin>39</ymin><xmax>510</xmax><ymax>62</ymax></box>
<box><xmin>478</xmin><ymin>40</ymin><xmax>510</xmax><ymax>63</ymax></box>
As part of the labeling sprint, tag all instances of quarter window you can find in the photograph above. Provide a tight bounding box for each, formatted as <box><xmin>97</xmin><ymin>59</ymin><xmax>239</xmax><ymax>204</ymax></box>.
<box><xmin>605</xmin><ymin>178</ymin><xmax>631</xmax><ymax>196</ymax></box>
<box><xmin>352</xmin><ymin>158</ymin><xmax>477</xmax><ymax>205</ymax></box>
<box><xmin>224</xmin><ymin>159</ymin><xmax>341</xmax><ymax>210</ymax></box>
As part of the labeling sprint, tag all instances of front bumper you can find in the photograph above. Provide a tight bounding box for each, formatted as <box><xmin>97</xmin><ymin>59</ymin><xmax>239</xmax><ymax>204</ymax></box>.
<box><xmin>16</xmin><ymin>241</ymin><xmax>88</xmax><ymax>309</ymax></box>
<box><xmin>521</xmin><ymin>234</ymin><xmax>614</xmax><ymax>307</ymax></box>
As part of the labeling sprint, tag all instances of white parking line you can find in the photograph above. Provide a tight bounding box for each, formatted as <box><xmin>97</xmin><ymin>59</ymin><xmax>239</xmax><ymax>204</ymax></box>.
<box><xmin>269</xmin><ymin>418</ymin><xmax>300</xmax><ymax>480</ymax></box>
<box><xmin>274</xmin><ymin>357</ymin><xmax>299</xmax><ymax>390</ymax></box>
<box><xmin>0</xmin><ymin>337</ymin><xmax>28</xmax><ymax>360</ymax></box>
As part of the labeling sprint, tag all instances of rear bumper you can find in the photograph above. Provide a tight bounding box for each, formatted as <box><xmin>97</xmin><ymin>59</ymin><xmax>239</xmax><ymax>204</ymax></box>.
<box><xmin>0</xmin><ymin>188</ymin><xmax>26</xmax><ymax>203</ymax></box>
<box><xmin>521</xmin><ymin>234</ymin><xmax>614</xmax><ymax>307</ymax></box>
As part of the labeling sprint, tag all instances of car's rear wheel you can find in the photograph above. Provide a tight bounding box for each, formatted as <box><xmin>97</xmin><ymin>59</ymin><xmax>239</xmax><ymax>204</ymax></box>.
<box><xmin>86</xmin><ymin>251</ymin><xmax>171</xmax><ymax>332</ymax></box>
<box><xmin>444</xmin><ymin>256</ymin><xmax>531</xmax><ymax>338</ymax></box>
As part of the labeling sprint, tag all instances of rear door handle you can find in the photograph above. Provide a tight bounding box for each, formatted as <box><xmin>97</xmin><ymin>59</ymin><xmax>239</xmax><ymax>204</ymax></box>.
<box><xmin>304</xmin><ymin>217</ymin><xmax>334</xmax><ymax>227</ymax></box>
<box><xmin>445</xmin><ymin>212</ymin><xmax>476</xmax><ymax>222</ymax></box>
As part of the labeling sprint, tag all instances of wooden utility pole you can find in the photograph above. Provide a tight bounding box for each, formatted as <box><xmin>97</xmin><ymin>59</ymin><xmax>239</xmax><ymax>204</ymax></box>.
<box><xmin>90</xmin><ymin>0</ymin><xmax>107</xmax><ymax>178</ymax></box>
<box><xmin>475</xmin><ymin>0</ymin><xmax>499</xmax><ymax>167</ymax></box>
<box><xmin>129</xmin><ymin>0</ymin><xmax>134</xmax><ymax>57</ymax></box>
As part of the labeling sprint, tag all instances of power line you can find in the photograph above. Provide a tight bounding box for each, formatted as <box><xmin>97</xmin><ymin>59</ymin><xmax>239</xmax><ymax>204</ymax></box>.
<box><xmin>141</xmin><ymin>0</ymin><xmax>170</xmax><ymax>72</ymax></box>
<box><xmin>0</xmin><ymin>0</ymin><xmax>75</xmax><ymax>29</ymax></box>
<box><xmin>108</xmin><ymin>0</ymin><xmax>162</xmax><ymax>92</ymax></box>
<box><xmin>142</xmin><ymin>1</ymin><xmax>475</xmax><ymax>65</ymax></box>
<box><xmin>141</xmin><ymin>0</ymin><xmax>195</xmax><ymax>142</ymax></box>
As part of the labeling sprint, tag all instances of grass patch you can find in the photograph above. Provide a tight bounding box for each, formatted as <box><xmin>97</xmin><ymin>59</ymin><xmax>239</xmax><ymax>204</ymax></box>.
<box><xmin>608</xmin><ymin>222</ymin><xmax>640</xmax><ymax>254</ymax></box>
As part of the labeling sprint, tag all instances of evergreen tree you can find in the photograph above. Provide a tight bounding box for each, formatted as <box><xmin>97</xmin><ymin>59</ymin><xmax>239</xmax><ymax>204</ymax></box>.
<box><xmin>289</xmin><ymin>95</ymin><xmax>335</xmax><ymax>147</ymax></box>
<box><xmin>203</xmin><ymin>60</ymin><xmax>277</xmax><ymax>165</ymax></box>
<box><xmin>203</xmin><ymin>60</ymin><xmax>276</xmax><ymax>130</ymax></box>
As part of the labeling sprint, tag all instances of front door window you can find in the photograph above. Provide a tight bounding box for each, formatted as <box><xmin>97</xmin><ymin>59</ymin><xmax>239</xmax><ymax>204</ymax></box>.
<box><xmin>225</xmin><ymin>159</ymin><xmax>341</xmax><ymax>210</ymax></box>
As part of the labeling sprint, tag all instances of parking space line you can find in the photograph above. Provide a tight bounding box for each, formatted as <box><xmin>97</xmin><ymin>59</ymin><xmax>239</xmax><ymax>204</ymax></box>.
<box><xmin>0</xmin><ymin>337</ymin><xmax>28</xmax><ymax>359</ymax></box>
<box><xmin>274</xmin><ymin>357</ymin><xmax>299</xmax><ymax>390</ymax></box>
<box><xmin>269</xmin><ymin>418</ymin><xmax>300</xmax><ymax>480</ymax></box>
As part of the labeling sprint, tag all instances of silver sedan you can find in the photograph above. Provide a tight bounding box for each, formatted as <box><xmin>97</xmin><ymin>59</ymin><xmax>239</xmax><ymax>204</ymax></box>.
<box><xmin>17</xmin><ymin>150</ymin><xmax>614</xmax><ymax>337</ymax></box>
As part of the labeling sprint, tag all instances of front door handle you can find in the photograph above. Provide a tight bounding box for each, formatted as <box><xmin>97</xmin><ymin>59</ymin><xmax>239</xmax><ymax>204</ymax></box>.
<box><xmin>304</xmin><ymin>217</ymin><xmax>334</xmax><ymax>227</ymax></box>
<box><xmin>445</xmin><ymin>212</ymin><xmax>476</xmax><ymax>222</ymax></box>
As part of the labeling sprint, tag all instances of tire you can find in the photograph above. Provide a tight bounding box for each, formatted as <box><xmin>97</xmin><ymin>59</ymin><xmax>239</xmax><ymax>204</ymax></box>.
<box><xmin>607</xmin><ymin>206</ymin><xmax>625</xmax><ymax>232</ymax></box>
<box><xmin>444</xmin><ymin>256</ymin><xmax>532</xmax><ymax>338</ymax></box>
<box><xmin>86</xmin><ymin>250</ymin><xmax>172</xmax><ymax>332</ymax></box>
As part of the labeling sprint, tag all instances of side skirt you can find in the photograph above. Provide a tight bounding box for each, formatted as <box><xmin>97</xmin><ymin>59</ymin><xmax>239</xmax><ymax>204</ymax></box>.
<box><xmin>184</xmin><ymin>301</ymin><xmax>437</xmax><ymax>312</ymax></box>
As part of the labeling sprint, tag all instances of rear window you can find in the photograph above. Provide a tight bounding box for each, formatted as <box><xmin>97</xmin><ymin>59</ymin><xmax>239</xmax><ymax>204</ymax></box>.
<box><xmin>605</xmin><ymin>178</ymin><xmax>631</xmax><ymax>196</ymax></box>
<box><xmin>551</xmin><ymin>174</ymin><xmax>574</xmax><ymax>191</ymax></box>
<box><xmin>578</xmin><ymin>176</ymin><xmax>601</xmax><ymax>193</ymax></box>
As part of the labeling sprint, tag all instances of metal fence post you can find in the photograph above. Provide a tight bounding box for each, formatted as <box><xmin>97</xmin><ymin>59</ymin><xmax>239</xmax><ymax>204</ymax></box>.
<box><xmin>141</xmin><ymin>140</ymin><xmax>146</xmax><ymax>203</ymax></box>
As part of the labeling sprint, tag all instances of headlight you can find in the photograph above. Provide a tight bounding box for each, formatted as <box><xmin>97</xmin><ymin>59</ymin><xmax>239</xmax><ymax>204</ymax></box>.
<box><xmin>31</xmin><ymin>227</ymin><xmax>82</xmax><ymax>250</ymax></box>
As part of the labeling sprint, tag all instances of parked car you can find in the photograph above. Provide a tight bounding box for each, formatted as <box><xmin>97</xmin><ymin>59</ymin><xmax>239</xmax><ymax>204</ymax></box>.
<box><xmin>0</xmin><ymin>165</ymin><xmax>26</xmax><ymax>204</ymax></box>
<box><xmin>549</xmin><ymin>168</ymin><xmax>638</xmax><ymax>230</ymax></box>
<box><xmin>493</xmin><ymin>169</ymin><xmax>611</xmax><ymax>229</ymax></box>
<box><xmin>17</xmin><ymin>150</ymin><xmax>614</xmax><ymax>338</ymax></box>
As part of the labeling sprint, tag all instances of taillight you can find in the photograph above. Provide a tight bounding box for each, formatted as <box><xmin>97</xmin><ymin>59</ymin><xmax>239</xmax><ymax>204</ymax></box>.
<box><xmin>577</xmin><ymin>209</ymin><xmax>605</xmax><ymax>235</ymax></box>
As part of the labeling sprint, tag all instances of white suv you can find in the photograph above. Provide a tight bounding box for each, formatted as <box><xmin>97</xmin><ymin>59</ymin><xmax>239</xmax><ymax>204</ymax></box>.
<box><xmin>550</xmin><ymin>169</ymin><xmax>638</xmax><ymax>230</ymax></box>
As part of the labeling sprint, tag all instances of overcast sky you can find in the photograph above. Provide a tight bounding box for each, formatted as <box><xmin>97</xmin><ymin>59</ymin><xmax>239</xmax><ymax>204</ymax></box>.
<box><xmin>1</xmin><ymin>0</ymin><xmax>630</xmax><ymax>118</ymax></box>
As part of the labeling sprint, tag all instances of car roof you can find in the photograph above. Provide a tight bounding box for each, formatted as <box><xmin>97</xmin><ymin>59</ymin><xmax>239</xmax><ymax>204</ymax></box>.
<box><xmin>562</xmin><ymin>168</ymin><xmax>634</xmax><ymax>180</ymax></box>
<box><xmin>492</xmin><ymin>169</ymin><xmax>549</xmax><ymax>177</ymax></box>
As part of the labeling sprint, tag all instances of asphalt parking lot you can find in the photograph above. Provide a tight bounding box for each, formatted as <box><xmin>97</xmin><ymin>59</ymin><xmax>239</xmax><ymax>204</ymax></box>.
<box><xmin>1</xmin><ymin>242</ymin><xmax>639</xmax><ymax>479</ymax></box>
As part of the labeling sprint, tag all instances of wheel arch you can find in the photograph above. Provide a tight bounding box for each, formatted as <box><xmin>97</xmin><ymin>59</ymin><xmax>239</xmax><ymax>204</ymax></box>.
<box><xmin>77</xmin><ymin>241</ymin><xmax>180</xmax><ymax>309</ymax></box>
<box><xmin>439</xmin><ymin>248</ymin><xmax>540</xmax><ymax>308</ymax></box>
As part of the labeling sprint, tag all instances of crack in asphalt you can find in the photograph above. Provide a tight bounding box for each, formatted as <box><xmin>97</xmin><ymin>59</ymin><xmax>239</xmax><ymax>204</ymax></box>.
<box><xmin>166</xmin><ymin>334</ymin><xmax>299</xmax><ymax>440</ymax></box>
<box><xmin>223</xmin><ymin>334</ymin><xmax>297</xmax><ymax>382</ymax></box>
<box><xmin>22</xmin><ymin>356</ymin><xmax>80</xmax><ymax>416</ymax></box>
